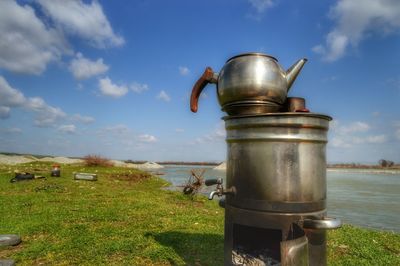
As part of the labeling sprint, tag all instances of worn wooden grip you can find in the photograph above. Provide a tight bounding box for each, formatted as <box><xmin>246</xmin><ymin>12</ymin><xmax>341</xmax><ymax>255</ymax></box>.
<box><xmin>190</xmin><ymin>67</ymin><xmax>214</xmax><ymax>113</ymax></box>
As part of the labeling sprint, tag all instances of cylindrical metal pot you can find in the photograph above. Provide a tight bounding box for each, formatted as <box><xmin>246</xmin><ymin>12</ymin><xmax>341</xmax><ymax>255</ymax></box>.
<box><xmin>224</xmin><ymin>113</ymin><xmax>332</xmax><ymax>213</ymax></box>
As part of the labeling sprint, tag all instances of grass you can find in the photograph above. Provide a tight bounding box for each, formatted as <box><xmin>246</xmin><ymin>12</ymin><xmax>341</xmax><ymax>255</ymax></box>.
<box><xmin>0</xmin><ymin>162</ymin><xmax>399</xmax><ymax>265</ymax></box>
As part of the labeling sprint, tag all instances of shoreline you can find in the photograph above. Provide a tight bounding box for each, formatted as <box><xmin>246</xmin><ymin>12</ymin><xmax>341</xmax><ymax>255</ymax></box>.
<box><xmin>327</xmin><ymin>168</ymin><xmax>400</xmax><ymax>175</ymax></box>
<box><xmin>0</xmin><ymin>153</ymin><xmax>399</xmax><ymax>175</ymax></box>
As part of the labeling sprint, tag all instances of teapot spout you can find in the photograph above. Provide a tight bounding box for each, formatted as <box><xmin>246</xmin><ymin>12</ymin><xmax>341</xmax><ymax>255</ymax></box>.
<box><xmin>285</xmin><ymin>58</ymin><xmax>307</xmax><ymax>92</ymax></box>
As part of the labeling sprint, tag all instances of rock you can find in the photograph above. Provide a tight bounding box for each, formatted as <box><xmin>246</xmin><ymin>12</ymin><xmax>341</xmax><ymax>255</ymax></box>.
<box><xmin>0</xmin><ymin>234</ymin><xmax>21</xmax><ymax>247</ymax></box>
<box><xmin>0</xmin><ymin>259</ymin><xmax>16</xmax><ymax>266</ymax></box>
<box><xmin>213</xmin><ymin>162</ymin><xmax>226</xmax><ymax>170</ymax></box>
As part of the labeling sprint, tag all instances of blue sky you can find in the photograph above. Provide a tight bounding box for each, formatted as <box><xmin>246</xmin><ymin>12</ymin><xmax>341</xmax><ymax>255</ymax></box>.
<box><xmin>0</xmin><ymin>0</ymin><xmax>399</xmax><ymax>163</ymax></box>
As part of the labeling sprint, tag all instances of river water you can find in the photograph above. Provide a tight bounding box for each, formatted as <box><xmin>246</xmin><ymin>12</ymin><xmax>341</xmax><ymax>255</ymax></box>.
<box><xmin>157</xmin><ymin>165</ymin><xmax>400</xmax><ymax>232</ymax></box>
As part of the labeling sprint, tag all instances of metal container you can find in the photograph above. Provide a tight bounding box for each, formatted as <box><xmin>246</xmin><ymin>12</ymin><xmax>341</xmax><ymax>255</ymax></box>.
<box><xmin>190</xmin><ymin>53</ymin><xmax>307</xmax><ymax>114</ymax></box>
<box><xmin>74</xmin><ymin>173</ymin><xmax>97</xmax><ymax>181</ymax></box>
<box><xmin>51</xmin><ymin>164</ymin><xmax>61</xmax><ymax>177</ymax></box>
<box><xmin>224</xmin><ymin>113</ymin><xmax>331</xmax><ymax>213</ymax></box>
<box><xmin>285</xmin><ymin>97</ymin><xmax>309</xmax><ymax>112</ymax></box>
<box><xmin>206</xmin><ymin>113</ymin><xmax>340</xmax><ymax>265</ymax></box>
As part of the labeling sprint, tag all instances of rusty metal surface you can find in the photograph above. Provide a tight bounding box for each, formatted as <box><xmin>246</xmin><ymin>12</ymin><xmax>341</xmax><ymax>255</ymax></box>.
<box><xmin>286</xmin><ymin>97</ymin><xmax>309</xmax><ymax>113</ymax></box>
<box><xmin>190</xmin><ymin>67</ymin><xmax>216</xmax><ymax>112</ymax></box>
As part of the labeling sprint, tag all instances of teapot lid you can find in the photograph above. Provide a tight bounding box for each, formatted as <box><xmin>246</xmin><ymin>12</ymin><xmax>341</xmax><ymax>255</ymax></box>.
<box><xmin>227</xmin><ymin>52</ymin><xmax>278</xmax><ymax>63</ymax></box>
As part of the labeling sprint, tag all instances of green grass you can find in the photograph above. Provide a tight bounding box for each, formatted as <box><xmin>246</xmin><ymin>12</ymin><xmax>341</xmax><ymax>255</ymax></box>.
<box><xmin>0</xmin><ymin>162</ymin><xmax>399</xmax><ymax>265</ymax></box>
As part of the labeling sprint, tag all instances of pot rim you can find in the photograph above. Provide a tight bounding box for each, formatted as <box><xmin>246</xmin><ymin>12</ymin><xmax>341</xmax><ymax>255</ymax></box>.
<box><xmin>226</xmin><ymin>52</ymin><xmax>278</xmax><ymax>63</ymax></box>
<box><xmin>223</xmin><ymin>112</ymin><xmax>333</xmax><ymax>121</ymax></box>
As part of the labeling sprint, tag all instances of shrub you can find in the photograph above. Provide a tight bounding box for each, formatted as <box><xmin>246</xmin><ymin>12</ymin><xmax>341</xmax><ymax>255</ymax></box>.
<box><xmin>83</xmin><ymin>154</ymin><xmax>114</xmax><ymax>167</ymax></box>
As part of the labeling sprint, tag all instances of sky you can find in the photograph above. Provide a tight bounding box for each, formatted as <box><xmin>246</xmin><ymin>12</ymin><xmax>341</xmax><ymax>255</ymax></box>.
<box><xmin>0</xmin><ymin>0</ymin><xmax>399</xmax><ymax>163</ymax></box>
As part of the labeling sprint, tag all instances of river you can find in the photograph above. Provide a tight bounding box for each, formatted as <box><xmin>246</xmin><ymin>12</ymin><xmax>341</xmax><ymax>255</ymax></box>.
<box><xmin>157</xmin><ymin>165</ymin><xmax>400</xmax><ymax>232</ymax></box>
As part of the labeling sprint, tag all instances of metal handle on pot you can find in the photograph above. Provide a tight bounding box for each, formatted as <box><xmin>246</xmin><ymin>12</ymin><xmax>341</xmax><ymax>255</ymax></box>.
<box><xmin>190</xmin><ymin>67</ymin><xmax>218</xmax><ymax>112</ymax></box>
<box><xmin>303</xmin><ymin>217</ymin><xmax>342</xmax><ymax>230</ymax></box>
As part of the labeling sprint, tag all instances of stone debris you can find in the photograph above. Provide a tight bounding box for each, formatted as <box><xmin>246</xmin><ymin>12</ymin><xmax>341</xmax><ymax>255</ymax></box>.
<box><xmin>0</xmin><ymin>154</ymin><xmax>83</xmax><ymax>165</ymax></box>
<box><xmin>213</xmin><ymin>162</ymin><xmax>226</xmax><ymax>170</ymax></box>
<box><xmin>0</xmin><ymin>155</ymin><xmax>167</xmax><ymax>171</ymax></box>
<box><xmin>134</xmin><ymin>162</ymin><xmax>164</xmax><ymax>169</ymax></box>
<box><xmin>110</xmin><ymin>160</ymin><xmax>134</xmax><ymax>167</ymax></box>
<box><xmin>232</xmin><ymin>247</ymin><xmax>280</xmax><ymax>266</ymax></box>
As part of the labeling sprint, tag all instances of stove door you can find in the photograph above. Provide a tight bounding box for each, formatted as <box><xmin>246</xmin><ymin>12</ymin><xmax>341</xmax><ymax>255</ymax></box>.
<box><xmin>280</xmin><ymin>235</ymin><xmax>309</xmax><ymax>266</ymax></box>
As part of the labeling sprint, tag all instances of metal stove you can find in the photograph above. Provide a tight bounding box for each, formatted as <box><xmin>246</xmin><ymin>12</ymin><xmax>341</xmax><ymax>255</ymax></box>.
<box><xmin>190</xmin><ymin>53</ymin><xmax>341</xmax><ymax>266</ymax></box>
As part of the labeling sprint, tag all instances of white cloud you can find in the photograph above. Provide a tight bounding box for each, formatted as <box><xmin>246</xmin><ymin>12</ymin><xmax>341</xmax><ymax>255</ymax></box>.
<box><xmin>386</xmin><ymin>76</ymin><xmax>400</xmax><ymax>90</ymax></box>
<box><xmin>331</xmin><ymin>134</ymin><xmax>387</xmax><ymax>148</ymax></box>
<box><xmin>69</xmin><ymin>53</ymin><xmax>109</xmax><ymax>80</ymax></box>
<box><xmin>0</xmin><ymin>106</ymin><xmax>10</xmax><ymax>119</ymax></box>
<box><xmin>331</xmin><ymin>136</ymin><xmax>352</xmax><ymax>148</ymax></box>
<box><xmin>179</xmin><ymin>66</ymin><xmax>190</xmax><ymax>76</ymax></box>
<box><xmin>338</xmin><ymin>121</ymin><xmax>370</xmax><ymax>134</ymax></box>
<box><xmin>396</xmin><ymin>128</ymin><xmax>400</xmax><ymax>140</ymax></box>
<box><xmin>330</xmin><ymin>120</ymin><xmax>389</xmax><ymax>148</ymax></box>
<box><xmin>71</xmin><ymin>114</ymin><xmax>95</xmax><ymax>124</ymax></box>
<box><xmin>33</xmin><ymin>109</ymin><xmax>66</xmax><ymax>128</ymax></box>
<box><xmin>130</xmin><ymin>82</ymin><xmax>149</xmax><ymax>94</ymax></box>
<box><xmin>0</xmin><ymin>0</ymin><xmax>69</xmax><ymax>74</ymax></box>
<box><xmin>0</xmin><ymin>127</ymin><xmax>22</xmax><ymax>134</ymax></box>
<box><xmin>0</xmin><ymin>76</ymin><xmax>66</xmax><ymax>127</ymax></box>
<box><xmin>0</xmin><ymin>76</ymin><xmax>28</xmax><ymax>107</ymax></box>
<box><xmin>194</xmin><ymin>122</ymin><xmax>226</xmax><ymax>144</ymax></box>
<box><xmin>101</xmin><ymin>124</ymin><xmax>130</xmax><ymax>136</ymax></box>
<box><xmin>157</xmin><ymin>90</ymin><xmax>171</xmax><ymax>102</ymax></box>
<box><xmin>0</xmin><ymin>0</ymin><xmax>123</xmax><ymax>75</ymax></box>
<box><xmin>393</xmin><ymin>122</ymin><xmax>400</xmax><ymax>140</ymax></box>
<box><xmin>313</xmin><ymin>0</ymin><xmax>400</xmax><ymax>61</ymax></box>
<box><xmin>372</xmin><ymin>111</ymin><xmax>380</xmax><ymax>117</ymax></box>
<box><xmin>138</xmin><ymin>134</ymin><xmax>158</xmax><ymax>143</ymax></box>
<box><xmin>97</xmin><ymin>125</ymin><xmax>158</xmax><ymax>147</ymax></box>
<box><xmin>175</xmin><ymin>128</ymin><xmax>185</xmax><ymax>133</ymax></box>
<box><xmin>98</xmin><ymin>77</ymin><xmax>128</xmax><ymax>98</ymax></box>
<box><xmin>366</xmin><ymin>135</ymin><xmax>387</xmax><ymax>143</ymax></box>
<box><xmin>37</xmin><ymin>0</ymin><xmax>124</xmax><ymax>48</ymax></box>
<box><xmin>248</xmin><ymin>0</ymin><xmax>275</xmax><ymax>13</ymax></box>
<box><xmin>58</xmin><ymin>124</ymin><xmax>76</xmax><ymax>134</ymax></box>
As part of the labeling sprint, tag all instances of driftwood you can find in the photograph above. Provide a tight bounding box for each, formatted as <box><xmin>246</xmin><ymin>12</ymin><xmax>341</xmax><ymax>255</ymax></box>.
<box><xmin>182</xmin><ymin>169</ymin><xmax>205</xmax><ymax>196</ymax></box>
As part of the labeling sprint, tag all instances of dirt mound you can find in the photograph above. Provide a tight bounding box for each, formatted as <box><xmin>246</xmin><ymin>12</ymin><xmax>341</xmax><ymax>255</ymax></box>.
<box><xmin>213</xmin><ymin>162</ymin><xmax>226</xmax><ymax>170</ymax></box>
<box><xmin>0</xmin><ymin>154</ymin><xmax>83</xmax><ymax>165</ymax></box>
<box><xmin>0</xmin><ymin>154</ymin><xmax>36</xmax><ymax>165</ymax></box>
<box><xmin>38</xmin><ymin>157</ymin><xmax>83</xmax><ymax>164</ymax></box>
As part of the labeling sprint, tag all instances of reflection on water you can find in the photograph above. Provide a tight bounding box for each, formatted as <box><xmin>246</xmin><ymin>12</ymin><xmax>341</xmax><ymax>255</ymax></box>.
<box><xmin>327</xmin><ymin>170</ymin><xmax>399</xmax><ymax>232</ymax></box>
<box><xmin>159</xmin><ymin>165</ymin><xmax>400</xmax><ymax>232</ymax></box>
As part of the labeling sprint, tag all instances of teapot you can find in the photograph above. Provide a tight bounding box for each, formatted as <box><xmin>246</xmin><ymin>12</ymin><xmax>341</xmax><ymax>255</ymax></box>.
<box><xmin>190</xmin><ymin>53</ymin><xmax>307</xmax><ymax>115</ymax></box>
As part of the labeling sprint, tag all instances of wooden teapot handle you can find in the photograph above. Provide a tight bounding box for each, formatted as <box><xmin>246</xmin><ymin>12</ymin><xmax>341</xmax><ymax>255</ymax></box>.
<box><xmin>190</xmin><ymin>67</ymin><xmax>215</xmax><ymax>113</ymax></box>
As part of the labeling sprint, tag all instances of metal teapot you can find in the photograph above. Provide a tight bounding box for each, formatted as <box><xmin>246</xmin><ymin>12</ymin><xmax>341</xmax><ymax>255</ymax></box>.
<box><xmin>190</xmin><ymin>53</ymin><xmax>307</xmax><ymax>115</ymax></box>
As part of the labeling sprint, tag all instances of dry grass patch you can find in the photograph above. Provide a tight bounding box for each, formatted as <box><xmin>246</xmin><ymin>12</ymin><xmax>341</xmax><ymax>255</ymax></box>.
<box><xmin>83</xmin><ymin>155</ymin><xmax>114</xmax><ymax>167</ymax></box>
